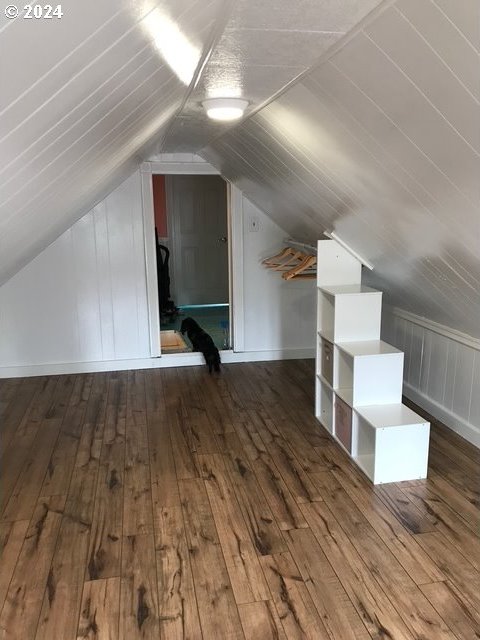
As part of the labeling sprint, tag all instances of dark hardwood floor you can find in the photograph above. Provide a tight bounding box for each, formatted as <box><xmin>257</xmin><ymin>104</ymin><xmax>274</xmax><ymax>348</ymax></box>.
<box><xmin>0</xmin><ymin>361</ymin><xmax>479</xmax><ymax>639</ymax></box>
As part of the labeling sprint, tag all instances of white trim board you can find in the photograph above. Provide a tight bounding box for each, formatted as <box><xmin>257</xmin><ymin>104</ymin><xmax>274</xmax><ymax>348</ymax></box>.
<box><xmin>140</xmin><ymin>169</ymin><xmax>161</xmax><ymax>357</ymax></box>
<box><xmin>140</xmin><ymin>161</ymin><xmax>244</xmax><ymax>358</ymax></box>
<box><xmin>230</xmin><ymin>185</ymin><xmax>245</xmax><ymax>352</ymax></box>
<box><xmin>0</xmin><ymin>348</ymin><xmax>315</xmax><ymax>379</ymax></box>
<box><xmin>144</xmin><ymin>161</ymin><xmax>219</xmax><ymax>175</ymax></box>
<box><xmin>387</xmin><ymin>305</ymin><xmax>480</xmax><ymax>352</ymax></box>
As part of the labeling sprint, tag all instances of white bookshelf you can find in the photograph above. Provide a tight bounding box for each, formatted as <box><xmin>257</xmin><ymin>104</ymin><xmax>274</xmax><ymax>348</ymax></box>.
<box><xmin>315</xmin><ymin>239</ymin><xmax>430</xmax><ymax>484</ymax></box>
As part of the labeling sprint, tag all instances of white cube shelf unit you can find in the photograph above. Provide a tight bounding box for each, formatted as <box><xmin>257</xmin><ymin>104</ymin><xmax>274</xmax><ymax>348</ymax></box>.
<box><xmin>314</xmin><ymin>239</ymin><xmax>430</xmax><ymax>484</ymax></box>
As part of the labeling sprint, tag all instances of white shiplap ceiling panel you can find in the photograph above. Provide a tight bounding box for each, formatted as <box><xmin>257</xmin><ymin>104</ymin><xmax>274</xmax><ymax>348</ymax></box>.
<box><xmin>366</xmin><ymin>7</ymin><xmax>479</xmax><ymax>149</ymax></box>
<box><xmin>306</xmin><ymin>62</ymin><xmax>477</xmax><ymax>248</ymax></box>
<box><xmin>432</xmin><ymin>0</ymin><xmax>480</xmax><ymax>51</ymax></box>
<box><xmin>331</xmin><ymin>34</ymin><xmax>479</xmax><ymax>202</ymax></box>
<box><xmin>396</xmin><ymin>0</ymin><xmax>479</xmax><ymax>101</ymax></box>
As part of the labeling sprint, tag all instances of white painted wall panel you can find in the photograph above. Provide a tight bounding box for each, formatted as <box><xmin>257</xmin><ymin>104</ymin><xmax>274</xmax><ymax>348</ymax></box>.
<box><xmin>382</xmin><ymin>308</ymin><xmax>480</xmax><ymax>447</ymax></box>
<box><xmin>0</xmin><ymin>235</ymin><xmax>77</xmax><ymax>365</ymax></box>
<box><xmin>70</xmin><ymin>215</ymin><xmax>104</xmax><ymax>360</ymax></box>
<box><xmin>408</xmin><ymin>323</ymin><xmax>424</xmax><ymax>390</ymax></box>
<box><xmin>0</xmin><ymin>171</ymin><xmax>315</xmax><ymax>370</ymax></box>
<box><xmin>452</xmin><ymin>344</ymin><xmax>475</xmax><ymax>423</ymax></box>
<box><xmin>426</xmin><ymin>328</ymin><xmax>448</xmax><ymax>404</ymax></box>
<box><xmin>469</xmin><ymin>354</ymin><xmax>480</xmax><ymax>427</ymax></box>
<box><xmin>0</xmin><ymin>172</ymin><xmax>151</xmax><ymax>367</ymax></box>
<box><xmin>93</xmin><ymin>203</ymin><xmax>116</xmax><ymax>361</ymax></box>
<box><xmin>242</xmin><ymin>198</ymin><xmax>316</xmax><ymax>352</ymax></box>
<box><xmin>443</xmin><ymin>339</ymin><xmax>457</xmax><ymax>412</ymax></box>
<box><xmin>419</xmin><ymin>328</ymin><xmax>432</xmax><ymax>397</ymax></box>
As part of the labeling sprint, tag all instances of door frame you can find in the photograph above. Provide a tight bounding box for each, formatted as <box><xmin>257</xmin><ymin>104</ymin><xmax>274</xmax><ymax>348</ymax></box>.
<box><xmin>140</xmin><ymin>160</ymin><xmax>245</xmax><ymax>358</ymax></box>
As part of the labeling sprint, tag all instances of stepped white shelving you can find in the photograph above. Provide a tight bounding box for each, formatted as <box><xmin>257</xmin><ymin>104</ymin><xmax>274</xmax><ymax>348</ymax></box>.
<box><xmin>315</xmin><ymin>239</ymin><xmax>430</xmax><ymax>484</ymax></box>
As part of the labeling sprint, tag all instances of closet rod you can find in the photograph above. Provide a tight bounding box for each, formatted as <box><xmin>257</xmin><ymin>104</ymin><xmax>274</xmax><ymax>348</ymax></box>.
<box><xmin>284</xmin><ymin>238</ymin><xmax>317</xmax><ymax>254</ymax></box>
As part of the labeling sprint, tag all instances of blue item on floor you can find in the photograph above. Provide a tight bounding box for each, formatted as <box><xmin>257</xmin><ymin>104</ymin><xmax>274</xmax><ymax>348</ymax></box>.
<box><xmin>160</xmin><ymin>304</ymin><xmax>229</xmax><ymax>351</ymax></box>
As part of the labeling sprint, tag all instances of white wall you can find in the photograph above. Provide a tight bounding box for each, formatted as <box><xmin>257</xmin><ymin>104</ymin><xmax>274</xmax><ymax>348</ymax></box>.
<box><xmin>382</xmin><ymin>307</ymin><xmax>480</xmax><ymax>447</ymax></box>
<box><xmin>0</xmin><ymin>171</ymin><xmax>316</xmax><ymax>374</ymax></box>
<box><xmin>241</xmin><ymin>198</ymin><xmax>316</xmax><ymax>352</ymax></box>
<box><xmin>0</xmin><ymin>172</ymin><xmax>151</xmax><ymax>368</ymax></box>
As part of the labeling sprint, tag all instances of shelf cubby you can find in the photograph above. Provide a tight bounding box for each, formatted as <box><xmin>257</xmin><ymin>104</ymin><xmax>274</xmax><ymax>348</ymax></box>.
<box><xmin>352</xmin><ymin>404</ymin><xmax>430</xmax><ymax>484</ymax></box>
<box><xmin>318</xmin><ymin>284</ymin><xmax>382</xmax><ymax>343</ymax></box>
<box><xmin>335</xmin><ymin>340</ymin><xmax>404</xmax><ymax>407</ymax></box>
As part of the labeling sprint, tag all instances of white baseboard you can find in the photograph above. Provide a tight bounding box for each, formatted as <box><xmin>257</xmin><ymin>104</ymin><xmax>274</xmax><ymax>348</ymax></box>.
<box><xmin>404</xmin><ymin>382</ymin><xmax>480</xmax><ymax>449</ymax></box>
<box><xmin>0</xmin><ymin>348</ymin><xmax>315</xmax><ymax>379</ymax></box>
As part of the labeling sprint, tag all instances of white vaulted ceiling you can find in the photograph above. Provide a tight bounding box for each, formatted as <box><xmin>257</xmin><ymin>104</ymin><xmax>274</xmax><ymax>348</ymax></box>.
<box><xmin>1</xmin><ymin>0</ymin><xmax>479</xmax><ymax>338</ymax></box>
<box><xmin>0</xmin><ymin>0</ymin><xmax>383</xmax><ymax>284</ymax></box>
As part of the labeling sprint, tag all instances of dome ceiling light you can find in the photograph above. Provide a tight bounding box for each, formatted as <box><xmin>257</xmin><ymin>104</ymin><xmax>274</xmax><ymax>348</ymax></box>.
<box><xmin>202</xmin><ymin>98</ymin><xmax>249</xmax><ymax>122</ymax></box>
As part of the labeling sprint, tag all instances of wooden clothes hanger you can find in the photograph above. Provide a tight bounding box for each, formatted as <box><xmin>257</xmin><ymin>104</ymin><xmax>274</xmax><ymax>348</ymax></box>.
<box><xmin>272</xmin><ymin>250</ymin><xmax>305</xmax><ymax>271</ymax></box>
<box><xmin>262</xmin><ymin>243</ymin><xmax>317</xmax><ymax>279</ymax></box>
<box><xmin>262</xmin><ymin>246</ymin><xmax>294</xmax><ymax>265</ymax></box>
<box><xmin>282</xmin><ymin>254</ymin><xmax>317</xmax><ymax>280</ymax></box>
<box><xmin>262</xmin><ymin>247</ymin><xmax>299</xmax><ymax>268</ymax></box>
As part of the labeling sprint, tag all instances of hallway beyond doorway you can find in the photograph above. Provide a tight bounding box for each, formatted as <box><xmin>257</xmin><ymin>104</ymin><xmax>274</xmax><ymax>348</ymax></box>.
<box><xmin>160</xmin><ymin>304</ymin><xmax>229</xmax><ymax>352</ymax></box>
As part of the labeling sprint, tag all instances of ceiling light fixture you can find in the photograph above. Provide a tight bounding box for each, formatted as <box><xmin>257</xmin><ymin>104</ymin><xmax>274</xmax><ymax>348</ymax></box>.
<box><xmin>202</xmin><ymin>98</ymin><xmax>249</xmax><ymax>122</ymax></box>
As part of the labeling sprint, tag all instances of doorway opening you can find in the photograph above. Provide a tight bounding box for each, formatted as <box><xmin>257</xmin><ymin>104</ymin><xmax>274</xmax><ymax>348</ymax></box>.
<box><xmin>152</xmin><ymin>174</ymin><xmax>231</xmax><ymax>355</ymax></box>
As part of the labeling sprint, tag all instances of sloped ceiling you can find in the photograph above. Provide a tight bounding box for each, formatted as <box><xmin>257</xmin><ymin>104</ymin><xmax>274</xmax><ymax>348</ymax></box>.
<box><xmin>2</xmin><ymin>0</ymin><xmax>479</xmax><ymax>339</ymax></box>
<box><xmin>0</xmin><ymin>0</ymin><xmax>219</xmax><ymax>283</ymax></box>
<box><xmin>202</xmin><ymin>0</ymin><xmax>480</xmax><ymax>337</ymax></box>
<box><xmin>0</xmin><ymin>0</ymin><xmax>382</xmax><ymax>284</ymax></box>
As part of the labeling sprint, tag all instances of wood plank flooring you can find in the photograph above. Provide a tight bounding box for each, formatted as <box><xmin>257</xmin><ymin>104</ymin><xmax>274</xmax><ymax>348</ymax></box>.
<box><xmin>1</xmin><ymin>360</ymin><xmax>479</xmax><ymax>639</ymax></box>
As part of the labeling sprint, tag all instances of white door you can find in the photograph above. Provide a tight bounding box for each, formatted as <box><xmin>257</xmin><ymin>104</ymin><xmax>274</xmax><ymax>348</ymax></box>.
<box><xmin>167</xmin><ymin>175</ymin><xmax>228</xmax><ymax>306</ymax></box>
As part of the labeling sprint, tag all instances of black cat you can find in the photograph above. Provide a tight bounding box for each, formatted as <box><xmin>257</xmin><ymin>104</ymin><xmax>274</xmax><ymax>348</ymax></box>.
<box><xmin>180</xmin><ymin>317</ymin><xmax>221</xmax><ymax>373</ymax></box>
